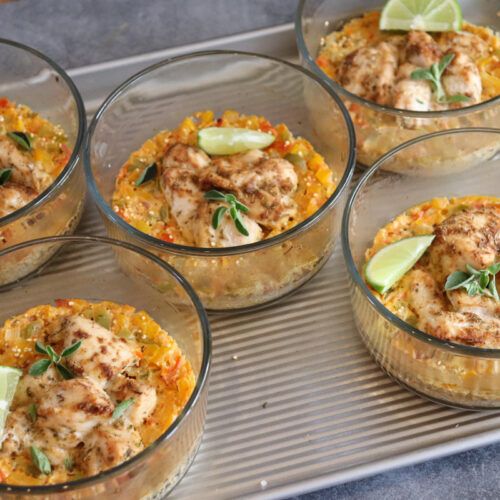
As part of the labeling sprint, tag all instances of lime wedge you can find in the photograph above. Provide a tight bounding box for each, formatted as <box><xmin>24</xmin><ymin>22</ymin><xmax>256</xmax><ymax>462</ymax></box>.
<box><xmin>380</xmin><ymin>0</ymin><xmax>462</xmax><ymax>32</ymax></box>
<box><xmin>0</xmin><ymin>366</ymin><xmax>22</xmax><ymax>436</ymax></box>
<box><xmin>198</xmin><ymin>127</ymin><xmax>275</xmax><ymax>155</ymax></box>
<box><xmin>365</xmin><ymin>235</ymin><xmax>435</xmax><ymax>293</ymax></box>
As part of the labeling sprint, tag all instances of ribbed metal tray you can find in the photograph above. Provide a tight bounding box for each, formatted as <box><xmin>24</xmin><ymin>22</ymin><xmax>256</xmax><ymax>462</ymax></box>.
<box><xmin>69</xmin><ymin>24</ymin><xmax>500</xmax><ymax>500</ymax></box>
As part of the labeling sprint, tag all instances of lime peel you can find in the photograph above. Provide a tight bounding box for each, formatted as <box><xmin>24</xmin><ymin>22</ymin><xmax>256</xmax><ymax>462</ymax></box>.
<box><xmin>365</xmin><ymin>235</ymin><xmax>435</xmax><ymax>294</ymax></box>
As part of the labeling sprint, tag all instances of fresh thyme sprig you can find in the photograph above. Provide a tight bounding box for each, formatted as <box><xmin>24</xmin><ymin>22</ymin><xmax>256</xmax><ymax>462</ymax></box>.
<box><xmin>411</xmin><ymin>53</ymin><xmax>470</xmax><ymax>104</ymax></box>
<box><xmin>445</xmin><ymin>263</ymin><xmax>500</xmax><ymax>301</ymax></box>
<box><xmin>29</xmin><ymin>340</ymin><xmax>82</xmax><ymax>379</ymax></box>
<box><xmin>204</xmin><ymin>189</ymin><xmax>250</xmax><ymax>236</ymax></box>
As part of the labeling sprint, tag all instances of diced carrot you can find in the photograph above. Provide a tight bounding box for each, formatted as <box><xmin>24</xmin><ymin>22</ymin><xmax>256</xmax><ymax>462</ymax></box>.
<box><xmin>55</xmin><ymin>298</ymin><xmax>71</xmax><ymax>307</ymax></box>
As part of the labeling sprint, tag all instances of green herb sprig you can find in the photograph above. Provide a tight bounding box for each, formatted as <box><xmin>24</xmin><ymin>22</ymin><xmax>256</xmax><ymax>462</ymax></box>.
<box><xmin>135</xmin><ymin>163</ymin><xmax>157</xmax><ymax>186</ymax></box>
<box><xmin>445</xmin><ymin>263</ymin><xmax>500</xmax><ymax>301</ymax></box>
<box><xmin>411</xmin><ymin>54</ymin><xmax>470</xmax><ymax>104</ymax></box>
<box><xmin>30</xmin><ymin>445</ymin><xmax>51</xmax><ymax>475</ymax></box>
<box><xmin>0</xmin><ymin>168</ymin><xmax>12</xmax><ymax>186</ymax></box>
<box><xmin>112</xmin><ymin>398</ymin><xmax>135</xmax><ymax>420</ymax></box>
<box><xmin>204</xmin><ymin>190</ymin><xmax>250</xmax><ymax>236</ymax></box>
<box><xmin>29</xmin><ymin>340</ymin><xmax>81</xmax><ymax>379</ymax></box>
<box><xmin>7</xmin><ymin>131</ymin><xmax>31</xmax><ymax>151</ymax></box>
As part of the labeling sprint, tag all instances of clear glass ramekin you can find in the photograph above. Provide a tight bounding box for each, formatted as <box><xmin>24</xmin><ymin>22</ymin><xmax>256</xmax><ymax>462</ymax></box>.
<box><xmin>84</xmin><ymin>50</ymin><xmax>356</xmax><ymax>312</ymax></box>
<box><xmin>0</xmin><ymin>236</ymin><xmax>211</xmax><ymax>498</ymax></box>
<box><xmin>296</xmin><ymin>0</ymin><xmax>500</xmax><ymax>169</ymax></box>
<box><xmin>0</xmin><ymin>39</ymin><xmax>86</xmax><ymax>284</ymax></box>
<box><xmin>342</xmin><ymin>128</ymin><xmax>500</xmax><ymax>409</ymax></box>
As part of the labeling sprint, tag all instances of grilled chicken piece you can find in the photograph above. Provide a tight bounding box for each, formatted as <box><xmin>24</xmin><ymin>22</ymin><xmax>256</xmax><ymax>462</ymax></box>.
<box><xmin>161</xmin><ymin>144</ymin><xmax>298</xmax><ymax>247</ymax></box>
<box><xmin>447</xmin><ymin>289</ymin><xmax>500</xmax><ymax>318</ymax></box>
<box><xmin>62</xmin><ymin>316</ymin><xmax>135</xmax><ymax>386</ymax></box>
<box><xmin>0</xmin><ymin>136</ymin><xmax>50</xmax><ymax>192</ymax></box>
<box><xmin>393</xmin><ymin>63</ymin><xmax>434</xmax><ymax>127</ymax></box>
<box><xmin>207</xmin><ymin>150</ymin><xmax>298</xmax><ymax>230</ymax></box>
<box><xmin>0</xmin><ymin>183</ymin><xmax>37</xmax><ymax>218</ymax></box>
<box><xmin>0</xmin><ymin>408</ymin><xmax>32</xmax><ymax>454</ymax></box>
<box><xmin>440</xmin><ymin>31</ymin><xmax>490</xmax><ymax>61</ymax></box>
<box><xmin>427</xmin><ymin>206</ymin><xmax>499</xmax><ymax>284</ymax></box>
<box><xmin>442</xmin><ymin>50</ymin><xmax>482</xmax><ymax>104</ymax></box>
<box><xmin>192</xmin><ymin>201</ymin><xmax>263</xmax><ymax>247</ymax></box>
<box><xmin>36</xmin><ymin>378</ymin><xmax>113</xmax><ymax>438</ymax></box>
<box><xmin>338</xmin><ymin>42</ymin><xmax>399</xmax><ymax>105</ymax></box>
<box><xmin>13</xmin><ymin>366</ymin><xmax>59</xmax><ymax>407</ymax></box>
<box><xmin>80</xmin><ymin>423</ymin><xmax>143</xmax><ymax>476</ymax></box>
<box><xmin>393</xmin><ymin>76</ymin><xmax>433</xmax><ymax>113</ymax></box>
<box><xmin>405</xmin><ymin>31</ymin><xmax>442</xmax><ymax>67</ymax></box>
<box><xmin>109</xmin><ymin>374</ymin><xmax>157</xmax><ymax>427</ymax></box>
<box><xmin>161</xmin><ymin>144</ymin><xmax>211</xmax><ymax>244</ymax></box>
<box><xmin>409</xmin><ymin>269</ymin><xmax>500</xmax><ymax>347</ymax></box>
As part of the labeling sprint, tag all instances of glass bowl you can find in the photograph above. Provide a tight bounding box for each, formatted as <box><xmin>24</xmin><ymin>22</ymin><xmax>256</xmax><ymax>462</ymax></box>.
<box><xmin>343</xmin><ymin>128</ymin><xmax>500</xmax><ymax>409</ymax></box>
<box><xmin>0</xmin><ymin>236</ymin><xmax>211</xmax><ymax>498</ymax></box>
<box><xmin>0</xmin><ymin>39</ymin><xmax>86</xmax><ymax>284</ymax></box>
<box><xmin>296</xmin><ymin>0</ymin><xmax>500</xmax><ymax>169</ymax></box>
<box><xmin>84</xmin><ymin>50</ymin><xmax>355</xmax><ymax>312</ymax></box>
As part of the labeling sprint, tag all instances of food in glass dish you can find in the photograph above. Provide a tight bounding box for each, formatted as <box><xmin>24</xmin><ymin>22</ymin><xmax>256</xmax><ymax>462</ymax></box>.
<box><xmin>112</xmin><ymin>110</ymin><xmax>336</xmax><ymax>248</ymax></box>
<box><xmin>302</xmin><ymin>0</ymin><xmax>500</xmax><ymax>168</ymax></box>
<box><xmin>0</xmin><ymin>298</ymin><xmax>194</xmax><ymax>486</ymax></box>
<box><xmin>317</xmin><ymin>11</ymin><xmax>499</xmax><ymax>112</ymax></box>
<box><xmin>364</xmin><ymin>195</ymin><xmax>499</xmax><ymax>346</ymax></box>
<box><xmin>0</xmin><ymin>98</ymin><xmax>70</xmax><ymax>218</ymax></box>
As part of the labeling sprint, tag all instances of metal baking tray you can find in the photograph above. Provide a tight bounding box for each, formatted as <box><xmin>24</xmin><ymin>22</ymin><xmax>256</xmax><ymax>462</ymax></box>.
<box><xmin>69</xmin><ymin>23</ymin><xmax>500</xmax><ymax>499</ymax></box>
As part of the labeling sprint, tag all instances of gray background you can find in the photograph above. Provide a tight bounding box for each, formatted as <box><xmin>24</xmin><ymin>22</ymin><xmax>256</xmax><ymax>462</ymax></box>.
<box><xmin>1</xmin><ymin>0</ymin><xmax>499</xmax><ymax>498</ymax></box>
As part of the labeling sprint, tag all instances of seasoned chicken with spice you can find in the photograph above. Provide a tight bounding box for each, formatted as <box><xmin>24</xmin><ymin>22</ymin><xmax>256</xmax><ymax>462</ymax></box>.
<box><xmin>409</xmin><ymin>269</ymin><xmax>500</xmax><ymax>348</ymax></box>
<box><xmin>0</xmin><ymin>137</ymin><xmax>42</xmax><ymax>191</ymax></box>
<box><xmin>81</xmin><ymin>423</ymin><xmax>143</xmax><ymax>476</ymax></box>
<box><xmin>161</xmin><ymin>143</ymin><xmax>299</xmax><ymax>248</ymax></box>
<box><xmin>442</xmin><ymin>49</ymin><xmax>482</xmax><ymax>104</ymax></box>
<box><xmin>0</xmin><ymin>408</ymin><xmax>33</xmax><ymax>455</ymax></box>
<box><xmin>207</xmin><ymin>150</ymin><xmax>298</xmax><ymax>229</ymax></box>
<box><xmin>62</xmin><ymin>315</ymin><xmax>135</xmax><ymax>386</ymax></box>
<box><xmin>0</xmin><ymin>183</ymin><xmax>37</xmax><ymax>218</ymax></box>
<box><xmin>404</xmin><ymin>31</ymin><xmax>441</xmax><ymax>67</ymax></box>
<box><xmin>109</xmin><ymin>374</ymin><xmax>157</xmax><ymax>427</ymax></box>
<box><xmin>193</xmin><ymin>202</ymin><xmax>263</xmax><ymax>247</ymax></box>
<box><xmin>37</xmin><ymin>378</ymin><xmax>113</xmax><ymax>436</ymax></box>
<box><xmin>427</xmin><ymin>206</ymin><xmax>499</xmax><ymax>284</ymax></box>
<box><xmin>338</xmin><ymin>42</ymin><xmax>399</xmax><ymax>106</ymax></box>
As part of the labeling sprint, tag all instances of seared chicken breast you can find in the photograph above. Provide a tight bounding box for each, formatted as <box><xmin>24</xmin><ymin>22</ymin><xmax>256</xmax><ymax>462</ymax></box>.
<box><xmin>338</xmin><ymin>42</ymin><xmax>399</xmax><ymax>106</ymax></box>
<box><xmin>428</xmin><ymin>206</ymin><xmax>499</xmax><ymax>284</ymax></box>
<box><xmin>62</xmin><ymin>316</ymin><xmax>135</xmax><ymax>386</ymax></box>
<box><xmin>109</xmin><ymin>374</ymin><xmax>157</xmax><ymax>427</ymax></box>
<box><xmin>409</xmin><ymin>269</ymin><xmax>500</xmax><ymax>348</ymax></box>
<box><xmin>161</xmin><ymin>143</ymin><xmax>299</xmax><ymax>248</ymax></box>
<box><xmin>81</xmin><ymin>423</ymin><xmax>143</xmax><ymax>476</ymax></box>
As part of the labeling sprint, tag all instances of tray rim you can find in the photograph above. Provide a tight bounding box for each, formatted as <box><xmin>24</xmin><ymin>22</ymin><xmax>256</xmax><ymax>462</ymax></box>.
<box><xmin>63</xmin><ymin>22</ymin><xmax>500</xmax><ymax>499</ymax></box>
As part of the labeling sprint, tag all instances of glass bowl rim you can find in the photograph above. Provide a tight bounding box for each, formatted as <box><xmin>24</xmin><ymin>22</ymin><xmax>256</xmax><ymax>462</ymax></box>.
<box><xmin>0</xmin><ymin>235</ymin><xmax>211</xmax><ymax>495</ymax></box>
<box><xmin>295</xmin><ymin>0</ymin><xmax>500</xmax><ymax>118</ymax></box>
<box><xmin>341</xmin><ymin>127</ymin><xmax>500</xmax><ymax>358</ymax></box>
<box><xmin>83</xmin><ymin>49</ymin><xmax>357</xmax><ymax>257</ymax></box>
<box><xmin>0</xmin><ymin>38</ymin><xmax>87</xmax><ymax>228</ymax></box>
